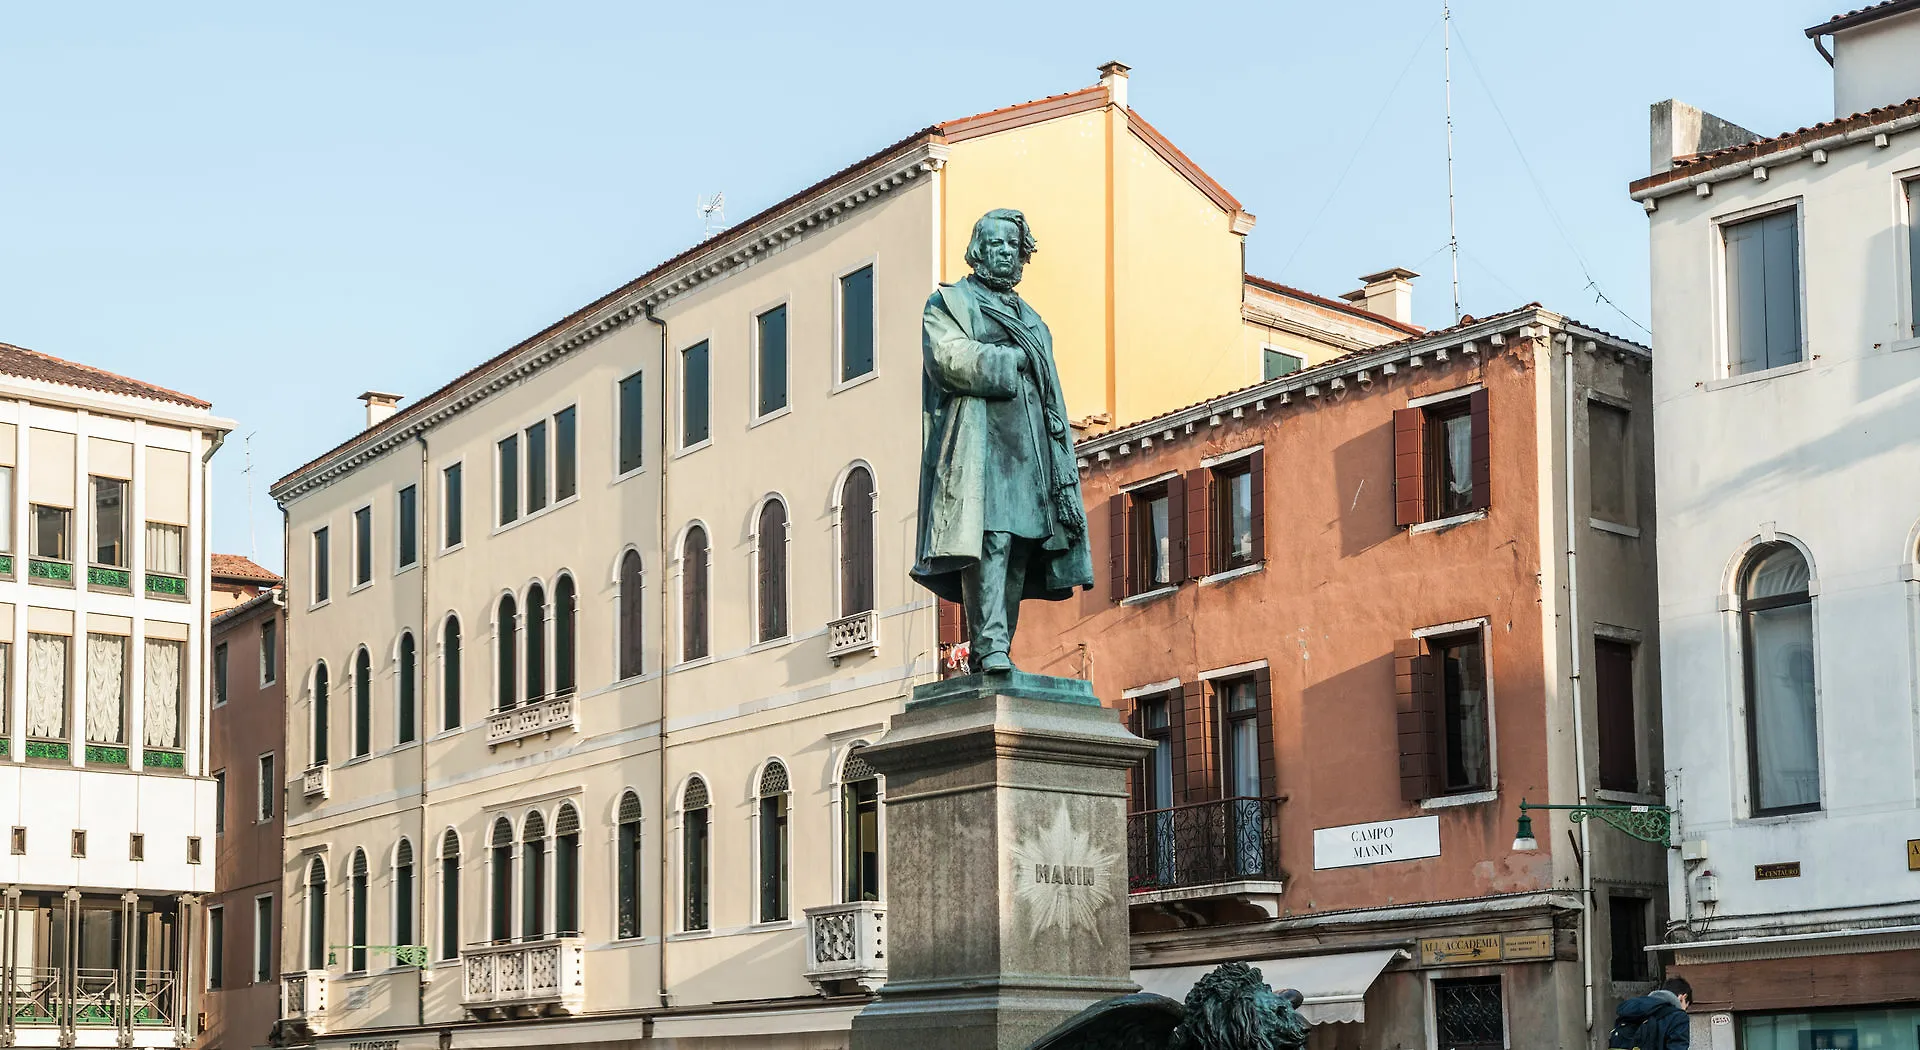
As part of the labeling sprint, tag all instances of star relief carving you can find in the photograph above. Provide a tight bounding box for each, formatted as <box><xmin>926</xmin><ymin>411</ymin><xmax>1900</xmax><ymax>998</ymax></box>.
<box><xmin>1012</xmin><ymin>801</ymin><xmax>1118</xmax><ymax>944</ymax></box>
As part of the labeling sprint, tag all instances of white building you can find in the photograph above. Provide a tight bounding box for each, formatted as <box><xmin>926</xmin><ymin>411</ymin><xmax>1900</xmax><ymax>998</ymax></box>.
<box><xmin>0</xmin><ymin>341</ymin><xmax>233</xmax><ymax>1048</ymax></box>
<box><xmin>1631</xmin><ymin>3</ymin><xmax>1920</xmax><ymax>1046</ymax></box>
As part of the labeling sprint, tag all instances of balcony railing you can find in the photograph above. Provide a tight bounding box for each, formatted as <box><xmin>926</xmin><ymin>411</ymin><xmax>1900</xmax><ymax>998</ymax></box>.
<box><xmin>281</xmin><ymin>970</ymin><xmax>327</xmax><ymax>1035</ymax></box>
<box><xmin>461</xmin><ymin>937</ymin><xmax>584</xmax><ymax>1017</ymax></box>
<box><xmin>8</xmin><ymin>966</ymin><xmax>180</xmax><ymax>1030</ymax></box>
<box><xmin>826</xmin><ymin>609</ymin><xmax>880</xmax><ymax>662</ymax></box>
<box><xmin>1127</xmin><ymin>797</ymin><xmax>1283</xmax><ymax>893</ymax></box>
<box><xmin>802</xmin><ymin>901</ymin><xmax>886</xmax><ymax>993</ymax></box>
<box><xmin>302</xmin><ymin>764</ymin><xmax>330</xmax><ymax>799</ymax></box>
<box><xmin>486</xmin><ymin>692</ymin><xmax>576</xmax><ymax>748</ymax></box>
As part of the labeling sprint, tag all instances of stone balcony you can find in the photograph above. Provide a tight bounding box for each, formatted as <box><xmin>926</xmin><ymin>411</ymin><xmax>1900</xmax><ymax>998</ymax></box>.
<box><xmin>486</xmin><ymin>693</ymin><xmax>577</xmax><ymax>749</ymax></box>
<box><xmin>803</xmin><ymin>901</ymin><xmax>886</xmax><ymax>994</ymax></box>
<box><xmin>302</xmin><ymin>764</ymin><xmax>330</xmax><ymax>800</ymax></box>
<box><xmin>280</xmin><ymin>970</ymin><xmax>327</xmax><ymax>1036</ymax></box>
<box><xmin>1127</xmin><ymin>796</ymin><xmax>1286</xmax><ymax>919</ymax></box>
<box><xmin>461</xmin><ymin>937</ymin><xmax>584</xmax><ymax>1018</ymax></box>
<box><xmin>826</xmin><ymin>609</ymin><xmax>880</xmax><ymax>662</ymax></box>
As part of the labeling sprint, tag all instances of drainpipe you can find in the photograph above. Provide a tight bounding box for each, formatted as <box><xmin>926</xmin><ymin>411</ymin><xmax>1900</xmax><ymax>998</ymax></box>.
<box><xmin>415</xmin><ymin>430</ymin><xmax>431</xmax><ymax>1027</ymax></box>
<box><xmin>641</xmin><ymin>303</ymin><xmax>670</xmax><ymax>1010</ymax></box>
<box><xmin>1559</xmin><ymin>331</ymin><xmax>1597</xmax><ymax>1032</ymax></box>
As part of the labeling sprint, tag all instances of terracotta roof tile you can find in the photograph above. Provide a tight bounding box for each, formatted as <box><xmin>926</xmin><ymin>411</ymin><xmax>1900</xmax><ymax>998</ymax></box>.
<box><xmin>1806</xmin><ymin>0</ymin><xmax>1920</xmax><ymax>35</ymax></box>
<box><xmin>1244</xmin><ymin>273</ymin><xmax>1425</xmax><ymax>336</ymax></box>
<box><xmin>0</xmin><ymin>341</ymin><xmax>210</xmax><ymax>409</ymax></box>
<box><xmin>1630</xmin><ymin>94</ymin><xmax>1920</xmax><ymax>193</ymax></box>
<box><xmin>213</xmin><ymin>587</ymin><xmax>281</xmax><ymax>627</ymax></box>
<box><xmin>211</xmin><ymin>553</ymin><xmax>283</xmax><ymax>584</ymax></box>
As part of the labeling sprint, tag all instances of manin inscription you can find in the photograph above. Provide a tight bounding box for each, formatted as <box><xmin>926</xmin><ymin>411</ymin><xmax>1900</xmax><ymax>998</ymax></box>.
<box><xmin>1012</xmin><ymin>801</ymin><xmax>1117</xmax><ymax>942</ymax></box>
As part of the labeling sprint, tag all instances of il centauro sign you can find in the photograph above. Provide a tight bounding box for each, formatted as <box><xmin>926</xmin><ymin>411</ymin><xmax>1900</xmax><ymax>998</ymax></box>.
<box><xmin>1312</xmin><ymin>815</ymin><xmax>1441</xmax><ymax>870</ymax></box>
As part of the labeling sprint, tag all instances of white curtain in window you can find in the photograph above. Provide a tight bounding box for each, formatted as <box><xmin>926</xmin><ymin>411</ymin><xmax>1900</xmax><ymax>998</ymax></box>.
<box><xmin>1446</xmin><ymin>415</ymin><xmax>1474</xmax><ymax>501</ymax></box>
<box><xmin>26</xmin><ymin>634</ymin><xmax>68</xmax><ymax>738</ymax></box>
<box><xmin>0</xmin><ymin>466</ymin><xmax>13</xmax><ymax>553</ymax></box>
<box><xmin>1150</xmin><ymin>498</ymin><xmax>1171</xmax><ymax>584</ymax></box>
<box><xmin>84</xmin><ymin>635</ymin><xmax>126</xmax><ymax>744</ymax></box>
<box><xmin>1751</xmin><ymin>604</ymin><xmax>1819</xmax><ymax>810</ymax></box>
<box><xmin>144</xmin><ymin>639</ymin><xmax>182</xmax><ymax>749</ymax></box>
<box><xmin>146</xmin><ymin>523</ymin><xmax>185</xmax><ymax>575</ymax></box>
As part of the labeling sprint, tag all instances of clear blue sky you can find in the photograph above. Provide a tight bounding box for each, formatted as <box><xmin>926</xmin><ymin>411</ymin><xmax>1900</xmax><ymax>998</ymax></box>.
<box><xmin>0</xmin><ymin>1</ymin><xmax>1836</xmax><ymax>571</ymax></box>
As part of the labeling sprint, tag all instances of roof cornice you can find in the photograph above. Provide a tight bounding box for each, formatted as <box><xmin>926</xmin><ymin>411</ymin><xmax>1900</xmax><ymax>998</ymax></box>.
<box><xmin>271</xmin><ymin>139</ymin><xmax>950</xmax><ymax>504</ymax></box>
<box><xmin>1630</xmin><ymin>102</ymin><xmax>1920</xmax><ymax>203</ymax></box>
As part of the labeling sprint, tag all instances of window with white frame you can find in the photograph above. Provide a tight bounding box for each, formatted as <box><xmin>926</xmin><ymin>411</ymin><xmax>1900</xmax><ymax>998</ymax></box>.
<box><xmin>1723</xmin><ymin>207</ymin><xmax>1803</xmax><ymax>376</ymax></box>
<box><xmin>85</xmin><ymin>634</ymin><xmax>128</xmax><ymax>747</ymax></box>
<box><xmin>841</xmin><ymin>747</ymin><xmax>881</xmax><ymax>903</ymax></box>
<box><xmin>397</xmin><ymin>484</ymin><xmax>418</xmax><ymax>569</ymax></box>
<box><xmin>618</xmin><ymin>371</ymin><xmax>645</xmax><ymax>475</ymax></box>
<box><xmin>310</xmin><ymin>526</ymin><xmax>329</xmax><ymax>604</ymax></box>
<box><xmin>682</xmin><ymin>777</ymin><xmax>710</xmax><ymax>931</ymax></box>
<box><xmin>438</xmin><ymin>829</ymin><xmax>461</xmax><ymax>960</ymax></box>
<box><xmin>554</xmin><ymin>804</ymin><xmax>580</xmax><ymax>936</ymax></box>
<box><xmin>682</xmin><ymin>341</ymin><xmax>711</xmax><ymax>448</ymax></box>
<box><xmin>757</xmin><ymin>304</ymin><xmax>789</xmax><ymax>418</ymax></box>
<box><xmin>615</xmin><ymin>791</ymin><xmax>642</xmax><ymax>938</ymax></box>
<box><xmin>305</xmin><ymin>856</ymin><xmax>327</xmax><ymax>970</ymax></box>
<box><xmin>352</xmin><ymin>505</ymin><xmax>372</xmax><ymax>587</ymax></box>
<box><xmin>756</xmin><ymin>499</ymin><xmax>788</xmax><ymax>643</ymax></box>
<box><xmin>520</xmin><ymin>812</ymin><xmax>546</xmax><ymax>939</ymax></box>
<box><xmin>497</xmin><ymin>434</ymin><xmax>520</xmax><ymax>527</ymax></box>
<box><xmin>260</xmin><ymin>618</ymin><xmax>277</xmax><ymax>685</ymax></box>
<box><xmin>757</xmin><ymin>761</ymin><xmax>790</xmax><ymax>922</ymax></box>
<box><xmin>0</xmin><ymin>465</ymin><xmax>14</xmax><ymax>553</ymax></box>
<box><xmin>257</xmin><ymin>752</ymin><xmax>275</xmax><ymax>821</ymax></box>
<box><xmin>442</xmin><ymin>462</ymin><xmax>464</xmax><ymax>549</ymax></box>
<box><xmin>393</xmin><ymin>838</ymin><xmax>415</xmax><ymax>951</ymax></box>
<box><xmin>1740</xmin><ymin>542</ymin><xmax>1819</xmax><ymax>814</ymax></box>
<box><xmin>1907</xmin><ymin>177</ymin><xmax>1920</xmax><ymax>338</ymax></box>
<box><xmin>840</xmin><ymin>265</ymin><xmax>875</xmax><ymax>382</ymax></box>
<box><xmin>207</xmin><ymin>905</ymin><xmax>224</xmax><ymax>989</ymax></box>
<box><xmin>253</xmin><ymin>894</ymin><xmax>274</xmax><ymax>982</ymax></box>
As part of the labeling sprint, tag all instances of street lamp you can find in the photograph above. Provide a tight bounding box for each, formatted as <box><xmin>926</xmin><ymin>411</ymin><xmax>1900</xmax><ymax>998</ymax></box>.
<box><xmin>1509</xmin><ymin>799</ymin><xmax>1672</xmax><ymax>851</ymax></box>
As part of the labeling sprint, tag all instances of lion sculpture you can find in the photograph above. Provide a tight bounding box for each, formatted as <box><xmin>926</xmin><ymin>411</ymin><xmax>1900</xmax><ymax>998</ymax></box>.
<box><xmin>1026</xmin><ymin>962</ymin><xmax>1311</xmax><ymax>1050</ymax></box>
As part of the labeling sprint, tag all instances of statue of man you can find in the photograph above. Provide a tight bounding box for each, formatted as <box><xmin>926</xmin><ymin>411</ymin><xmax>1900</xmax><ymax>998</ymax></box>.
<box><xmin>911</xmin><ymin>209</ymin><xmax>1093</xmax><ymax>672</ymax></box>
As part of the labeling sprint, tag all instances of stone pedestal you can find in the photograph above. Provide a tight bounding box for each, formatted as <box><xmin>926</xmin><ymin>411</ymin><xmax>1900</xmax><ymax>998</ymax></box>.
<box><xmin>850</xmin><ymin>672</ymin><xmax>1153</xmax><ymax>1050</ymax></box>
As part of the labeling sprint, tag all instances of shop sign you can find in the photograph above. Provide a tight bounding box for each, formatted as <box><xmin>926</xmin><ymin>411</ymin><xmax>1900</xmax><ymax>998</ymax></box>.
<box><xmin>1312</xmin><ymin>815</ymin><xmax>1441</xmax><ymax>869</ymax></box>
<box><xmin>1418</xmin><ymin>934</ymin><xmax>1501</xmax><ymax>966</ymax></box>
<box><xmin>1501</xmin><ymin>932</ymin><xmax>1553</xmax><ymax>960</ymax></box>
<box><xmin>1755</xmin><ymin>862</ymin><xmax>1801</xmax><ymax>881</ymax></box>
<box><xmin>349</xmin><ymin>1042</ymin><xmax>400</xmax><ymax>1050</ymax></box>
<box><xmin>1907</xmin><ymin>839</ymin><xmax>1920</xmax><ymax>871</ymax></box>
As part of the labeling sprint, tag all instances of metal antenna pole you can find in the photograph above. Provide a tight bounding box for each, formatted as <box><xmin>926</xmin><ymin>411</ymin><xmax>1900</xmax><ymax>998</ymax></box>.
<box><xmin>243</xmin><ymin>432</ymin><xmax>257</xmax><ymax>561</ymax></box>
<box><xmin>1444</xmin><ymin>1</ymin><xmax>1462</xmax><ymax>324</ymax></box>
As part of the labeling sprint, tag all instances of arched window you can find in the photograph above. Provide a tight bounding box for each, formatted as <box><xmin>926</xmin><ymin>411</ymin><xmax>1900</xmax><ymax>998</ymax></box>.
<box><xmin>394</xmin><ymin>838</ymin><xmax>415</xmax><ymax>948</ymax></box>
<box><xmin>352</xmin><ymin>648</ymin><xmax>372</xmax><ymax>758</ymax></box>
<box><xmin>554</xmin><ymin>804</ymin><xmax>580</xmax><ymax>936</ymax></box>
<box><xmin>438</xmin><ymin>829</ymin><xmax>461</xmax><ymax>961</ymax></box>
<box><xmin>397</xmin><ymin>633</ymin><xmax>417</xmax><ymax>745</ymax></box>
<box><xmin>682</xmin><ymin>777</ymin><xmax>710</xmax><ymax>932</ymax></box>
<box><xmin>840</xmin><ymin>467</ymin><xmax>875</xmax><ymax>617</ymax></box>
<box><xmin>841</xmin><ymin>746</ymin><xmax>881</xmax><ymax>902</ymax></box>
<box><xmin>489</xmin><ymin>817</ymin><xmax>514</xmax><ymax>942</ymax></box>
<box><xmin>616</xmin><ymin>790</ymin><xmax>643</xmax><ymax>939</ymax></box>
<box><xmin>1741</xmin><ymin>543</ymin><xmax>1819</xmax><ymax>814</ymax></box>
<box><xmin>554</xmin><ymin>575</ymin><xmax>577</xmax><ymax>696</ymax></box>
<box><xmin>526</xmin><ymin>583</ymin><xmax>548</xmax><ymax>701</ymax></box>
<box><xmin>497</xmin><ymin>595</ymin><xmax>518</xmax><ymax>712</ymax></box>
<box><xmin>756</xmin><ymin>500</ymin><xmax>789</xmax><ymax>643</ymax></box>
<box><xmin>349</xmin><ymin>848</ymin><xmax>369</xmax><ymax>972</ymax></box>
<box><xmin>757</xmin><ymin>761</ymin><xmax>790</xmax><ymax>922</ymax></box>
<box><xmin>311</xmin><ymin>663</ymin><xmax>330</xmax><ymax>766</ymax></box>
<box><xmin>442</xmin><ymin>616</ymin><xmax>462</xmax><ymax>731</ymax></box>
<box><xmin>682</xmin><ymin>526</ymin><xmax>709</xmax><ymax>663</ymax></box>
<box><xmin>618</xmin><ymin>551</ymin><xmax>644</xmax><ymax>680</ymax></box>
<box><xmin>305</xmin><ymin>857</ymin><xmax>327</xmax><ymax>970</ymax></box>
<box><xmin>521</xmin><ymin>812</ymin><xmax>547</xmax><ymax>940</ymax></box>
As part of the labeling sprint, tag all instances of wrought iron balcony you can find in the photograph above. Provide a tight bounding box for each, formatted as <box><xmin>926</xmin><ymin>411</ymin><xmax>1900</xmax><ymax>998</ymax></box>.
<box><xmin>9</xmin><ymin>966</ymin><xmax>180</xmax><ymax>1032</ymax></box>
<box><xmin>461</xmin><ymin>937</ymin><xmax>584</xmax><ymax>1017</ymax></box>
<box><xmin>302</xmin><ymin>763</ymin><xmax>330</xmax><ymax>799</ymax></box>
<box><xmin>826</xmin><ymin>609</ymin><xmax>880</xmax><ymax>662</ymax></box>
<box><xmin>1127</xmin><ymin>796</ymin><xmax>1283</xmax><ymax>897</ymax></box>
<box><xmin>803</xmin><ymin>901</ymin><xmax>886</xmax><ymax>994</ymax></box>
<box><xmin>280</xmin><ymin>970</ymin><xmax>327</xmax><ymax>1035</ymax></box>
<box><xmin>485</xmin><ymin>692</ymin><xmax>577</xmax><ymax>748</ymax></box>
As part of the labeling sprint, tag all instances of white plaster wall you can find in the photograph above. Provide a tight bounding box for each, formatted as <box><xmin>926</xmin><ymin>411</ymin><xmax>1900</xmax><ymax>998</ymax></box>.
<box><xmin>1833</xmin><ymin>9</ymin><xmax>1920</xmax><ymax>119</ymax></box>
<box><xmin>1647</xmin><ymin>127</ymin><xmax>1920</xmax><ymax>932</ymax></box>
<box><xmin>0</xmin><ymin>765</ymin><xmax>214</xmax><ymax>892</ymax></box>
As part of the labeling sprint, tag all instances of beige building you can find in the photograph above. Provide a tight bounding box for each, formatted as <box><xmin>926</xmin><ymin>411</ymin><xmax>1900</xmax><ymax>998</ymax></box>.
<box><xmin>267</xmin><ymin>66</ymin><xmax>1413</xmax><ymax>1050</ymax></box>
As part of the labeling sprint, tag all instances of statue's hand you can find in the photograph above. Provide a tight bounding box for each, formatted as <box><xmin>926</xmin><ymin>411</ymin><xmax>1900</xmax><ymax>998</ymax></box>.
<box><xmin>1059</xmin><ymin>497</ymin><xmax>1086</xmax><ymax>535</ymax></box>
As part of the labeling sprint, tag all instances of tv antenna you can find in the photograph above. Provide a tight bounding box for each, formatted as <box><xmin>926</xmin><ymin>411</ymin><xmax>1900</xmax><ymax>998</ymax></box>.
<box><xmin>1443</xmin><ymin>1</ymin><xmax>1462</xmax><ymax>324</ymax></box>
<box><xmin>697</xmin><ymin>192</ymin><xmax>727</xmax><ymax>238</ymax></box>
<box><xmin>241</xmin><ymin>431</ymin><xmax>259</xmax><ymax>561</ymax></box>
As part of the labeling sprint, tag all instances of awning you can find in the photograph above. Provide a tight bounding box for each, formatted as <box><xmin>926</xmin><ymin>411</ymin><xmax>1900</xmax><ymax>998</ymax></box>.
<box><xmin>1131</xmin><ymin>948</ymin><xmax>1408</xmax><ymax>1025</ymax></box>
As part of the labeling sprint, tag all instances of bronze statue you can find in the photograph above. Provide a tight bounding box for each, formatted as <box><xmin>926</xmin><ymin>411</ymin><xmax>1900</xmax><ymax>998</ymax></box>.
<box><xmin>912</xmin><ymin>209</ymin><xmax>1093</xmax><ymax>671</ymax></box>
<box><xmin>1027</xmin><ymin>963</ymin><xmax>1312</xmax><ymax>1050</ymax></box>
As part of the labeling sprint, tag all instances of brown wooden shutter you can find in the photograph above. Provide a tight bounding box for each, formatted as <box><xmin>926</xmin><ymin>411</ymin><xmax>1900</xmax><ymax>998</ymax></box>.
<box><xmin>1253</xmin><ymin>664</ymin><xmax>1276</xmax><ymax>800</ymax></box>
<box><xmin>1395</xmin><ymin>638</ymin><xmax>1440</xmax><ymax>801</ymax></box>
<box><xmin>1178</xmin><ymin>681</ymin><xmax>1209</xmax><ymax>804</ymax></box>
<box><xmin>1468</xmin><ymin>388</ymin><xmax>1492</xmax><ymax>512</ymax></box>
<box><xmin>1595</xmin><ymin>639</ymin><xmax>1637</xmax><ymax>792</ymax></box>
<box><xmin>1108</xmin><ymin>494</ymin><xmax>1127</xmax><ymax>600</ymax></box>
<box><xmin>1393</xmin><ymin>407</ymin><xmax>1427</xmax><ymax>526</ymax></box>
<box><xmin>1184</xmin><ymin>469</ymin><xmax>1210</xmax><ymax>579</ymax></box>
<box><xmin>1165</xmin><ymin>479</ymin><xmax>1187</xmax><ymax>586</ymax></box>
<box><xmin>1123</xmin><ymin>697</ymin><xmax>1144</xmax><ymax>813</ymax></box>
<box><xmin>937</xmin><ymin>598</ymin><xmax>965</xmax><ymax>646</ymax></box>
<box><xmin>1247</xmin><ymin>449</ymin><xmax>1267</xmax><ymax>563</ymax></box>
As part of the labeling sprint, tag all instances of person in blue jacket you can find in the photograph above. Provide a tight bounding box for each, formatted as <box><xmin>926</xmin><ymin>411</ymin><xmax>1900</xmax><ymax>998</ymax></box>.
<box><xmin>1611</xmin><ymin>976</ymin><xmax>1692</xmax><ymax>1049</ymax></box>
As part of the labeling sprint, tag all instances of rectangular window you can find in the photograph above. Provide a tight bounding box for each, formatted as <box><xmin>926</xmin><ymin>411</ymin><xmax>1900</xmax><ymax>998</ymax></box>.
<box><xmin>1587</xmin><ymin>401</ymin><xmax>1634</xmax><ymax>526</ymax></box>
<box><xmin>260</xmin><ymin>619</ymin><xmax>277</xmax><ymax>685</ymax></box>
<box><xmin>1595</xmin><ymin>638</ymin><xmax>1637</xmax><ymax>793</ymax></box>
<box><xmin>1394</xmin><ymin>391</ymin><xmax>1490</xmax><ymax>526</ymax></box>
<box><xmin>526</xmin><ymin>419</ymin><xmax>549</xmax><ymax>514</ymax></box>
<box><xmin>144</xmin><ymin>638</ymin><xmax>183</xmax><ymax>751</ymax></box>
<box><xmin>1609</xmin><ymin>894</ymin><xmax>1651</xmax><ymax>981</ymax></box>
<box><xmin>1212</xmin><ymin>460</ymin><xmax>1258</xmax><ymax>572</ymax></box>
<box><xmin>31</xmin><ymin>505</ymin><xmax>69</xmax><ymax>561</ymax></box>
<box><xmin>442</xmin><ymin>463</ymin><xmax>463</xmax><ymax>548</ymax></box>
<box><xmin>397</xmin><ymin>485</ymin><xmax>418</xmax><ymax>569</ymax></box>
<box><xmin>1433</xmin><ymin>976</ymin><xmax>1505</xmax><ymax>1050</ymax></box>
<box><xmin>618</xmin><ymin>372</ymin><xmax>645</xmax><ymax>475</ymax></box>
<box><xmin>1909</xmin><ymin>178</ymin><xmax>1920</xmax><ymax>338</ymax></box>
<box><xmin>1433</xmin><ymin>630</ymin><xmax>1491</xmax><ymax>793</ymax></box>
<box><xmin>554</xmin><ymin>405</ymin><xmax>577</xmax><ymax>501</ymax></box>
<box><xmin>26</xmin><ymin>634</ymin><xmax>68</xmax><ymax>741</ymax></box>
<box><xmin>1262</xmin><ymin>347</ymin><xmax>1303</xmax><ymax>379</ymax></box>
<box><xmin>0</xmin><ymin>465</ymin><xmax>14</xmax><ymax>552</ymax></box>
<box><xmin>1129</xmin><ymin>484</ymin><xmax>1173</xmax><ymax>594</ymax></box>
<box><xmin>1427</xmin><ymin>399</ymin><xmax>1475</xmax><ymax>519</ymax></box>
<box><xmin>257</xmin><ymin>753</ymin><xmax>275</xmax><ymax>821</ymax></box>
<box><xmin>841</xmin><ymin>266</ymin><xmax>875</xmax><ymax>382</ymax></box>
<box><xmin>128</xmin><ymin>832</ymin><xmax>144</xmax><ymax>861</ymax></box>
<box><xmin>352</xmin><ymin>506</ymin><xmax>372</xmax><ymax>586</ymax></box>
<box><xmin>91</xmin><ymin>477</ymin><xmax>127</xmax><ymax>567</ymax></box>
<box><xmin>84</xmin><ymin>634</ymin><xmax>128</xmax><ymax>745</ymax></box>
<box><xmin>213</xmin><ymin>643</ymin><xmax>229</xmax><ymax>706</ymax></box>
<box><xmin>214</xmin><ymin>771</ymin><xmax>227</xmax><ymax>834</ymax></box>
<box><xmin>757</xmin><ymin>304</ymin><xmax>789</xmax><ymax>417</ymax></box>
<box><xmin>497</xmin><ymin>435</ymin><xmax>519</xmax><ymax>526</ymax></box>
<box><xmin>207</xmin><ymin>906</ymin><xmax>224</xmax><ymax>990</ymax></box>
<box><xmin>147</xmin><ymin>523</ymin><xmax>185</xmax><ymax>576</ymax></box>
<box><xmin>254</xmin><ymin>896</ymin><xmax>274</xmax><ymax>982</ymax></box>
<box><xmin>682</xmin><ymin>341</ymin><xmax>710</xmax><ymax>447</ymax></box>
<box><xmin>1216</xmin><ymin>677</ymin><xmax>1261</xmax><ymax>799</ymax></box>
<box><xmin>1724</xmin><ymin>208</ymin><xmax>1803</xmax><ymax>375</ymax></box>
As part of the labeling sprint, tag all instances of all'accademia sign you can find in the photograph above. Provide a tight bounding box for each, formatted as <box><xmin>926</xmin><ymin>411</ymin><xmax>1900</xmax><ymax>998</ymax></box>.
<box><xmin>1312</xmin><ymin>815</ymin><xmax>1441</xmax><ymax>869</ymax></box>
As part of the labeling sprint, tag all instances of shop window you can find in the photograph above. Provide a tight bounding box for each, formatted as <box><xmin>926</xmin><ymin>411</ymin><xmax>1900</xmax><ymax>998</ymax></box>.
<box><xmin>1433</xmin><ymin>976</ymin><xmax>1505</xmax><ymax>1050</ymax></box>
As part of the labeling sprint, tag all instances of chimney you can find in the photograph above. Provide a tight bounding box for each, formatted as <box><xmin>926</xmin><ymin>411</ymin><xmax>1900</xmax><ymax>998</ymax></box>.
<box><xmin>1648</xmin><ymin>99</ymin><xmax>1759</xmax><ymax>174</ymax></box>
<box><xmin>1098</xmin><ymin>60</ymin><xmax>1130</xmax><ymax>110</ymax></box>
<box><xmin>1341</xmin><ymin>268</ymin><xmax>1419</xmax><ymax>325</ymax></box>
<box><xmin>359</xmin><ymin>391</ymin><xmax>403</xmax><ymax>429</ymax></box>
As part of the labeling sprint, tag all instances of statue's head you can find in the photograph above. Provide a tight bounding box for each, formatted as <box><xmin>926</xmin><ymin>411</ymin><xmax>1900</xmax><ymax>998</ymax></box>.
<box><xmin>1166</xmin><ymin>962</ymin><xmax>1310</xmax><ymax>1050</ymax></box>
<box><xmin>965</xmin><ymin>208</ymin><xmax>1037</xmax><ymax>289</ymax></box>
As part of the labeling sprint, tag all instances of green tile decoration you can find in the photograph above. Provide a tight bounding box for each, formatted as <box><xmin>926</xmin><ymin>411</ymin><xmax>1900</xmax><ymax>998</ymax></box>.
<box><xmin>24</xmin><ymin>740</ymin><xmax>70</xmax><ymax>761</ymax></box>
<box><xmin>145</xmin><ymin>572</ymin><xmax>187</xmax><ymax>597</ymax></box>
<box><xmin>0</xmin><ymin>738</ymin><xmax>9</xmax><ymax>757</ymax></box>
<box><xmin>85</xmin><ymin>745</ymin><xmax>129</xmax><ymax>766</ymax></box>
<box><xmin>28</xmin><ymin>559</ymin><xmax>73</xmax><ymax>583</ymax></box>
<box><xmin>145</xmin><ymin>749</ymin><xmax>185</xmax><ymax>769</ymax></box>
<box><xmin>0</xmin><ymin>553</ymin><xmax>14</xmax><ymax>574</ymax></box>
<box><xmin>88</xmin><ymin>566</ymin><xmax>131</xmax><ymax>589</ymax></box>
